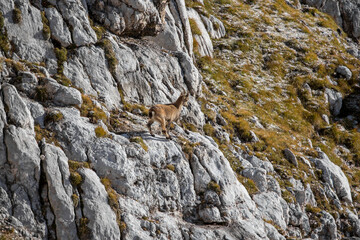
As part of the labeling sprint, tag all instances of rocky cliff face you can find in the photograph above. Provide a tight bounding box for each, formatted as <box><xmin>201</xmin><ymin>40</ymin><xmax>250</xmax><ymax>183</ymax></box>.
<box><xmin>1</xmin><ymin>0</ymin><xmax>360</xmax><ymax>239</ymax></box>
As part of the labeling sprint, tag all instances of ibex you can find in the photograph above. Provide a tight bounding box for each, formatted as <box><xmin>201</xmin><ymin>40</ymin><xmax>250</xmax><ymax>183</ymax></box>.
<box><xmin>147</xmin><ymin>91</ymin><xmax>189</xmax><ymax>139</ymax></box>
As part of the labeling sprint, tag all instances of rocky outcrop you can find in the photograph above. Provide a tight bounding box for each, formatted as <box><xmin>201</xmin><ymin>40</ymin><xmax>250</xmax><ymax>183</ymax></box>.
<box><xmin>86</xmin><ymin>0</ymin><xmax>169</xmax><ymax>37</ymax></box>
<box><xmin>301</xmin><ymin>0</ymin><xmax>360</xmax><ymax>40</ymax></box>
<box><xmin>41</xmin><ymin>144</ymin><xmax>78</xmax><ymax>240</ymax></box>
<box><xmin>310</xmin><ymin>149</ymin><xmax>352</xmax><ymax>203</ymax></box>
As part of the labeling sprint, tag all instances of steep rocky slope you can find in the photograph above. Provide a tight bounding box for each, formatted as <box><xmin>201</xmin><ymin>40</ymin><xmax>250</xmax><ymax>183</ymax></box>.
<box><xmin>1</xmin><ymin>0</ymin><xmax>360</xmax><ymax>239</ymax></box>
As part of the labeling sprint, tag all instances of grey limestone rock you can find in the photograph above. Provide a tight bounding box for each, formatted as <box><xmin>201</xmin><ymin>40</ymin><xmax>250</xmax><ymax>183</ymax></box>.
<box><xmin>86</xmin><ymin>0</ymin><xmax>168</xmax><ymax>37</ymax></box>
<box><xmin>201</xmin><ymin>15</ymin><xmax>226</xmax><ymax>39</ymax></box>
<box><xmin>45</xmin><ymin>7</ymin><xmax>72</xmax><ymax>47</ymax></box>
<box><xmin>253</xmin><ymin>192</ymin><xmax>289</xmax><ymax>230</ymax></box>
<box><xmin>325</xmin><ymin>88</ymin><xmax>342</xmax><ymax>116</ymax></box>
<box><xmin>43</xmin><ymin>78</ymin><xmax>82</xmax><ymax>106</ymax></box>
<box><xmin>284</xmin><ymin>148</ymin><xmax>298</xmax><ymax>167</ymax></box>
<box><xmin>78</xmin><ymin>168</ymin><xmax>121</xmax><ymax>239</ymax></box>
<box><xmin>15</xmin><ymin>71</ymin><xmax>38</xmax><ymax>96</ymax></box>
<box><xmin>198</xmin><ymin>206</ymin><xmax>222</xmax><ymax>223</ymax></box>
<box><xmin>310</xmin><ymin>149</ymin><xmax>352</xmax><ymax>203</ymax></box>
<box><xmin>317</xmin><ymin>211</ymin><xmax>337</xmax><ymax>240</ymax></box>
<box><xmin>41</xmin><ymin>143</ymin><xmax>78</xmax><ymax>240</ymax></box>
<box><xmin>336</xmin><ymin>65</ymin><xmax>352</xmax><ymax>80</ymax></box>
<box><xmin>0</xmin><ymin>0</ymin><xmax>55</xmax><ymax>62</ymax></box>
<box><xmin>23</xmin><ymin>99</ymin><xmax>45</xmax><ymax>128</ymax></box>
<box><xmin>346</xmin><ymin>209</ymin><xmax>360</xmax><ymax>237</ymax></box>
<box><xmin>2</xmin><ymin>84</ymin><xmax>33</xmax><ymax>130</ymax></box>
<box><xmin>187</xmin><ymin>9</ymin><xmax>213</xmax><ymax>57</ymax></box>
<box><xmin>242</xmin><ymin>167</ymin><xmax>268</xmax><ymax>192</ymax></box>
<box><xmin>56</xmin><ymin>0</ymin><xmax>97</xmax><ymax>46</ymax></box>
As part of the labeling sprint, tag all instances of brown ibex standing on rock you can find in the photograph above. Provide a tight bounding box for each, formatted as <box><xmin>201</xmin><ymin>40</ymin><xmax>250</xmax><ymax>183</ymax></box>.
<box><xmin>147</xmin><ymin>91</ymin><xmax>189</xmax><ymax>140</ymax></box>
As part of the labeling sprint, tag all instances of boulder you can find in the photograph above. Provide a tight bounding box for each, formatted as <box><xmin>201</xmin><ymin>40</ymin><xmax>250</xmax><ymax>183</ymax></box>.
<box><xmin>0</xmin><ymin>0</ymin><xmax>55</xmax><ymax>62</ymax></box>
<box><xmin>198</xmin><ymin>206</ymin><xmax>222</xmax><ymax>223</ymax></box>
<box><xmin>253</xmin><ymin>192</ymin><xmax>289</xmax><ymax>230</ymax></box>
<box><xmin>325</xmin><ymin>88</ymin><xmax>342</xmax><ymax>116</ymax></box>
<box><xmin>85</xmin><ymin>0</ymin><xmax>168</xmax><ymax>37</ymax></box>
<box><xmin>310</xmin><ymin>149</ymin><xmax>352</xmax><ymax>203</ymax></box>
<box><xmin>2</xmin><ymin>84</ymin><xmax>33</xmax><ymax>130</ymax></box>
<box><xmin>43</xmin><ymin>78</ymin><xmax>82</xmax><ymax>106</ymax></box>
<box><xmin>284</xmin><ymin>148</ymin><xmax>298</xmax><ymax>167</ymax></box>
<box><xmin>336</xmin><ymin>65</ymin><xmax>352</xmax><ymax>80</ymax></box>
<box><xmin>45</xmin><ymin>7</ymin><xmax>72</xmax><ymax>47</ymax></box>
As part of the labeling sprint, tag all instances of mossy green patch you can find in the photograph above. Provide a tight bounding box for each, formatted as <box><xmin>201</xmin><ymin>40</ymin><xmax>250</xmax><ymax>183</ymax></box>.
<box><xmin>95</xmin><ymin>126</ymin><xmax>108</xmax><ymax>138</ymax></box>
<box><xmin>130</xmin><ymin>136</ymin><xmax>148</xmax><ymax>152</ymax></box>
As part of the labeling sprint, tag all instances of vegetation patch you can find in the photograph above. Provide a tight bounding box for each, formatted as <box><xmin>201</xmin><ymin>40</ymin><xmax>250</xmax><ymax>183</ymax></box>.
<box><xmin>189</xmin><ymin>18</ymin><xmax>202</xmax><ymax>35</ymax></box>
<box><xmin>101</xmin><ymin>178</ymin><xmax>122</xmax><ymax>231</ymax></box>
<box><xmin>69</xmin><ymin>172</ymin><xmax>82</xmax><ymax>186</ymax></box>
<box><xmin>79</xmin><ymin>94</ymin><xmax>107</xmax><ymax>123</ymax></box>
<box><xmin>13</xmin><ymin>6</ymin><xmax>22</xmax><ymax>24</ymax></box>
<box><xmin>68</xmin><ymin>160</ymin><xmax>90</xmax><ymax>171</ymax></box>
<box><xmin>237</xmin><ymin>175</ymin><xmax>258</xmax><ymax>196</ymax></box>
<box><xmin>41</xmin><ymin>11</ymin><xmax>51</xmax><ymax>40</ymax></box>
<box><xmin>71</xmin><ymin>194</ymin><xmax>79</xmax><ymax>207</ymax></box>
<box><xmin>130</xmin><ymin>136</ymin><xmax>148</xmax><ymax>152</ymax></box>
<box><xmin>44</xmin><ymin>111</ymin><xmax>64</xmax><ymax>125</ymax></box>
<box><xmin>0</xmin><ymin>13</ymin><xmax>10</xmax><ymax>56</ymax></box>
<box><xmin>95</xmin><ymin>126</ymin><xmax>108</xmax><ymax>138</ymax></box>
<box><xmin>208</xmin><ymin>180</ymin><xmax>221</xmax><ymax>195</ymax></box>
<box><xmin>54</xmin><ymin>47</ymin><xmax>67</xmax><ymax>74</ymax></box>
<box><xmin>97</xmin><ymin>39</ymin><xmax>118</xmax><ymax>76</ymax></box>
<box><xmin>166</xmin><ymin>164</ymin><xmax>175</xmax><ymax>172</ymax></box>
<box><xmin>34</xmin><ymin>124</ymin><xmax>60</xmax><ymax>146</ymax></box>
<box><xmin>79</xmin><ymin>217</ymin><xmax>90</xmax><ymax>240</ymax></box>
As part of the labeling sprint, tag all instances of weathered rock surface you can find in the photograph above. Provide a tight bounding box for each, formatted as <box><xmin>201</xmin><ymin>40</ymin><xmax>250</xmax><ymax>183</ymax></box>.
<box><xmin>41</xmin><ymin>143</ymin><xmax>78</xmax><ymax>240</ymax></box>
<box><xmin>86</xmin><ymin>0</ymin><xmax>168</xmax><ymax>37</ymax></box>
<box><xmin>325</xmin><ymin>88</ymin><xmax>342</xmax><ymax>116</ymax></box>
<box><xmin>187</xmin><ymin>8</ymin><xmax>213</xmax><ymax>57</ymax></box>
<box><xmin>78</xmin><ymin>168</ymin><xmax>121</xmax><ymax>239</ymax></box>
<box><xmin>310</xmin><ymin>149</ymin><xmax>352</xmax><ymax>203</ymax></box>
<box><xmin>45</xmin><ymin>7</ymin><xmax>72</xmax><ymax>47</ymax></box>
<box><xmin>301</xmin><ymin>0</ymin><xmax>360</xmax><ymax>39</ymax></box>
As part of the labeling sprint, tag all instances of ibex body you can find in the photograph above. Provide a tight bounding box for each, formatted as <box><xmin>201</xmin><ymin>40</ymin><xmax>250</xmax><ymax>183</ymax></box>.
<box><xmin>147</xmin><ymin>92</ymin><xmax>189</xmax><ymax>139</ymax></box>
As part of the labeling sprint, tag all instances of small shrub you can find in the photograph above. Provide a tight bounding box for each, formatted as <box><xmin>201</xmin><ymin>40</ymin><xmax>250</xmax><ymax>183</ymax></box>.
<box><xmin>79</xmin><ymin>95</ymin><xmax>107</xmax><ymax>123</ymax></box>
<box><xmin>68</xmin><ymin>160</ymin><xmax>90</xmax><ymax>171</ymax></box>
<box><xmin>44</xmin><ymin>111</ymin><xmax>64</xmax><ymax>125</ymax></box>
<box><xmin>95</xmin><ymin>126</ymin><xmax>107</xmax><ymax>138</ymax></box>
<box><xmin>97</xmin><ymin>39</ymin><xmax>118</xmax><ymax>76</ymax></box>
<box><xmin>54</xmin><ymin>47</ymin><xmax>67</xmax><ymax>74</ymax></box>
<box><xmin>13</xmin><ymin>7</ymin><xmax>22</xmax><ymax>24</ymax></box>
<box><xmin>70</xmin><ymin>172</ymin><xmax>82</xmax><ymax>186</ymax></box>
<box><xmin>41</xmin><ymin>11</ymin><xmax>50</xmax><ymax>40</ymax></box>
<box><xmin>79</xmin><ymin>217</ymin><xmax>90</xmax><ymax>239</ymax></box>
<box><xmin>166</xmin><ymin>164</ymin><xmax>175</xmax><ymax>172</ymax></box>
<box><xmin>119</xmin><ymin>221</ymin><xmax>127</xmax><ymax>233</ymax></box>
<box><xmin>71</xmin><ymin>194</ymin><xmax>79</xmax><ymax>207</ymax></box>
<box><xmin>208</xmin><ymin>180</ymin><xmax>221</xmax><ymax>195</ymax></box>
<box><xmin>34</xmin><ymin>124</ymin><xmax>60</xmax><ymax>146</ymax></box>
<box><xmin>203</xmin><ymin>123</ymin><xmax>215</xmax><ymax>137</ymax></box>
<box><xmin>34</xmin><ymin>86</ymin><xmax>48</xmax><ymax>102</ymax></box>
<box><xmin>305</xmin><ymin>204</ymin><xmax>321</xmax><ymax>214</ymax></box>
<box><xmin>130</xmin><ymin>136</ymin><xmax>148</xmax><ymax>151</ymax></box>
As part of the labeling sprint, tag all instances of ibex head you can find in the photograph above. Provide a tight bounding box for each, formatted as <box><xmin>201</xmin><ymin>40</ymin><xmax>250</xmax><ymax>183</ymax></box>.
<box><xmin>181</xmin><ymin>91</ymin><xmax>190</xmax><ymax>106</ymax></box>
